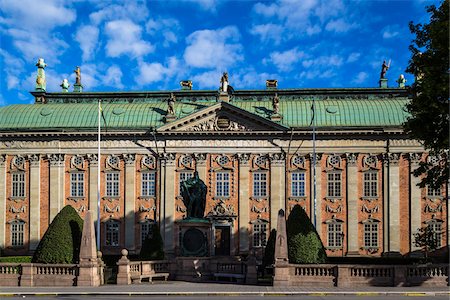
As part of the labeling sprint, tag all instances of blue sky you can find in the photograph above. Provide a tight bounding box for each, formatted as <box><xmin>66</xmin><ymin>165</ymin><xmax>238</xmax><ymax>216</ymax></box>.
<box><xmin>0</xmin><ymin>0</ymin><xmax>439</xmax><ymax>106</ymax></box>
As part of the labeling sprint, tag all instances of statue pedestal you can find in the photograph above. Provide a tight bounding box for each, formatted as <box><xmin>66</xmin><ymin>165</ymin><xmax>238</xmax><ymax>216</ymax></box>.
<box><xmin>218</xmin><ymin>92</ymin><xmax>229</xmax><ymax>102</ymax></box>
<box><xmin>379</xmin><ymin>78</ymin><xmax>388</xmax><ymax>88</ymax></box>
<box><xmin>176</xmin><ymin>219</ymin><xmax>212</xmax><ymax>257</ymax></box>
<box><xmin>165</xmin><ymin>114</ymin><xmax>177</xmax><ymax>123</ymax></box>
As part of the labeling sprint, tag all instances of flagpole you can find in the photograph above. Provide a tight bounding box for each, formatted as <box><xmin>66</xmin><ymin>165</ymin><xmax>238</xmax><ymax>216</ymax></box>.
<box><xmin>312</xmin><ymin>98</ymin><xmax>317</xmax><ymax>229</ymax></box>
<box><xmin>97</xmin><ymin>99</ymin><xmax>101</xmax><ymax>250</ymax></box>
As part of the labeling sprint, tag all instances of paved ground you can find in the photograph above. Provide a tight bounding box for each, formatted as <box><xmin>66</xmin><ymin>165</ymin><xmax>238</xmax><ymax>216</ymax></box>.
<box><xmin>1</xmin><ymin>296</ymin><xmax>449</xmax><ymax>300</ymax></box>
<box><xmin>0</xmin><ymin>281</ymin><xmax>448</xmax><ymax>297</ymax></box>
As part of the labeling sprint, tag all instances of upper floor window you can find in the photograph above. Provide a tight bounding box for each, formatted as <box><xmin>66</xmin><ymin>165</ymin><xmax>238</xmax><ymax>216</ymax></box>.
<box><xmin>327</xmin><ymin>172</ymin><xmax>341</xmax><ymax>197</ymax></box>
<box><xmin>327</xmin><ymin>222</ymin><xmax>343</xmax><ymax>248</ymax></box>
<box><xmin>291</xmin><ymin>172</ymin><xmax>306</xmax><ymax>197</ymax></box>
<box><xmin>11</xmin><ymin>220</ymin><xmax>25</xmax><ymax>247</ymax></box>
<box><xmin>106</xmin><ymin>172</ymin><xmax>120</xmax><ymax>197</ymax></box>
<box><xmin>253</xmin><ymin>222</ymin><xmax>267</xmax><ymax>247</ymax></box>
<box><xmin>216</xmin><ymin>172</ymin><xmax>230</xmax><ymax>197</ymax></box>
<box><xmin>70</xmin><ymin>172</ymin><xmax>84</xmax><ymax>197</ymax></box>
<box><xmin>141</xmin><ymin>172</ymin><xmax>156</xmax><ymax>197</ymax></box>
<box><xmin>363</xmin><ymin>222</ymin><xmax>378</xmax><ymax>248</ymax></box>
<box><xmin>253</xmin><ymin>172</ymin><xmax>267</xmax><ymax>198</ymax></box>
<box><xmin>12</xmin><ymin>172</ymin><xmax>25</xmax><ymax>198</ymax></box>
<box><xmin>179</xmin><ymin>172</ymin><xmax>194</xmax><ymax>195</ymax></box>
<box><xmin>105</xmin><ymin>220</ymin><xmax>120</xmax><ymax>246</ymax></box>
<box><xmin>363</xmin><ymin>171</ymin><xmax>378</xmax><ymax>197</ymax></box>
<box><xmin>427</xmin><ymin>186</ymin><xmax>442</xmax><ymax>198</ymax></box>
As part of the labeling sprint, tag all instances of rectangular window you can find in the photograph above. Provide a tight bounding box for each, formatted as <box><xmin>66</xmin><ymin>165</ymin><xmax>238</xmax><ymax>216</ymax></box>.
<box><xmin>363</xmin><ymin>171</ymin><xmax>378</xmax><ymax>197</ymax></box>
<box><xmin>141</xmin><ymin>172</ymin><xmax>156</xmax><ymax>197</ymax></box>
<box><xmin>11</xmin><ymin>221</ymin><xmax>24</xmax><ymax>247</ymax></box>
<box><xmin>105</xmin><ymin>221</ymin><xmax>120</xmax><ymax>246</ymax></box>
<box><xmin>427</xmin><ymin>186</ymin><xmax>442</xmax><ymax>197</ymax></box>
<box><xmin>106</xmin><ymin>172</ymin><xmax>120</xmax><ymax>197</ymax></box>
<box><xmin>253</xmin><ymin>172</ymin><xmax>267</xmax><ymax>197</ymax></box>
<box><xmin>327</xmin><ymin>172</ymin><xmax>341</xmax><ymax>197</ymax></box>
<box><xmin>429</xmin><ymin>222</ymin><xmax>442</xmax><ymax>248</ymax></box>
<box><xmin>291</xmin><ymin>172</ymin><xmax>306</xmax><ymax>197</ymax></box>
<box><xmin>12</xmin><ymin>172</ymin><xmax>25</xmax><ymax>198</ymax></box>
<box><xmin>253</xmin><ymin>223</ymin><xmax>267</xmax><ymax>247</ymax></box>
<box><xmin>179</xmin><ymin>172</ymin><xmax>194</xmax><ymax>195</ymax></box>
<box><xmin>364</xmin><ymin>223</ymin><xmax>378</xmax><ymax>248</ymax></box>
<box><xmin>141</xmin><ymin>222</ymin><xmax>153</xmax><ymax>243</ymax></box>
<box><xmin>216</xmin><ymin>172</ymin><xmax>230</xmax><ymax>197</ymax></box>
<box><xmin>70</xmin><ymin>172</ymin><xmax>84</xmax><ymax>197</ymax></box>
<box><xmin>327</xmin><ymin>223</ymin><xmax>343</xmax><ymax>248</ymax></box>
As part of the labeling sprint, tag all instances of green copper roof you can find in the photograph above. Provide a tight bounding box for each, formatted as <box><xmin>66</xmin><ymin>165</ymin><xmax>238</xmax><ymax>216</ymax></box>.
<box><xmin>0</xmin><ymin>89</ymin><xmax>410</xmax><ymax>132</ymax></box>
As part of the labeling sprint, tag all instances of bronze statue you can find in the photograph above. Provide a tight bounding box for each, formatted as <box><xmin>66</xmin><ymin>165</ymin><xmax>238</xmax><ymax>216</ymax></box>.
<box><xmin>380</xmin><ymin>60</ymin><xmax>390</xmax><ymax>79</ymax></box>
<box><xmin>74</xmin><ymin>66</ymin><xmax>81</xmax><ymax>85</ymax></box>
<box><xmin>220</xmin><ymin>72</ymin><xmax>229</xmax><ymax>92</ymax></box>
<box><xmin>167</xmin><ymin>93</ymin><xmax>176</xmax><ymax>115</ymax></box>
<box><xmin>273</xmin><ymin>93</ymin><xmax>280</xmax><ymax>114</ymax></box>
<box><xmin>180</xmin><ymin>171</ymin><xmax>207</xmax><ymax>219</ymax></box>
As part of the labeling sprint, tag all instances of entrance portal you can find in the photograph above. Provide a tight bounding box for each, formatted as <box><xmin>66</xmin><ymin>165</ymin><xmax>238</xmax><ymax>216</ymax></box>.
<box><xmin>214</xmin><ymin>226</ymin><xmax>230</xmax><ymax>256</ymax></box>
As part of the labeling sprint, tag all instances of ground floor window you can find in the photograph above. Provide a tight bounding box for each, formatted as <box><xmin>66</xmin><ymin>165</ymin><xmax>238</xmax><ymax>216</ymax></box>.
<box><xmin>253</xmin><ymin>222</ymin><xmax>267</xmax><ymax>247</ymax></box>
<box><xmin>141</xmin><ymin>221</ymin><xmax>153</xmax><ymax>243</ymax></box>
<box><xmin>327</xmin><ymin>222</ymin><xmax>343</xmax><ymax>248</ymax></box>
<box><xmin>363</xmin><ymin>222</ymin><xmax>378</xmax><ymax>248</ymax></box>
<box><xmin>428</xmin><ymin>221</ymin><xmax>442</xmax><ymax>248</ymax></box>
<box><xmin>105</xmin><ymin>220</ymin><xmax>120</xmax><ymax>246</ymax></box>
<box><xmin>11</xmin><ymin>220</ymin><xmax>24</xmax><ymax>247</ymax></box>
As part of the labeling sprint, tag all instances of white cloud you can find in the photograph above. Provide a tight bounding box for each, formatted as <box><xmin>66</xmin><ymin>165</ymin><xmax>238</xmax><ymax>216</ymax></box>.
<box><xmin>146</xmin><ymin>18</ymin><xmax>181</xmax><ymax>47</ymax></box>
<box><xmin>75</xmin><ymin>25</ymin><xmax>99</xmax><ymax>62</ymax></box>
<box><xmin>352</xmin><ymin>71</ymin><xmax>368</xmax><ymax>84</ymax></box>
<box><xmin>325</xmin><ymin>19</ymin><xmax>356</xmax><ymax>33</ymax></box>
<box><xmin>105</xmin><ymin>19</ymin><xmax>154</xmax><ymax>58</ymax></box>
<box><xmin>184</xmin><ymin>26</ymin><xmax>243</xmax><ymax>69</ymax></box>
<box><xmin>0</xmin><ymin>49</ymin><xmax>25</xmax><ymax>90</ymax></box>
<box><xmin>187</xmin><ymin>0</ymin><xmax>218</xmax><ymax>12</ymax></box>
<box><xmin>302</xmin><ymin>55</ymin><xmax>343</xmax><ymax>68</ymax></box>
<box><xmin>347</xmin><ymin>52</ymin><xmax>361</xmax><ymax>63</ymax></box>
<box><xmin>249</xmin><ymin>23</ymin><xmax>284</xmax><ymax>44</ymax></box>
<box><xmin>103</xmin><ymin>66</ymin><xmax>124</xmax><ymax>89</ymax></box>
<box><xmin>7</xmin><ymin>75</ymin><xmax>19</xmax><ymax>90</ymax></box>
<box><xmin>265</xmin><ymin>48</ymin><xmax>306</xmax><ymax>72</ymax></box>
<box><xmin>382</xmin><ymin>25</ymin><xmax>400</xmax><ymax>39</ymax></box>
<box><xmin>191</xmin><ymin>70</ymin><xmax>222</xmax><ymax>89</ymax></box>
<box><xmin>136</xmin><ymin>57</ymin><xmax>179</xmax><ymax>86</ymax></box>
<box><xmin>89</xmin><ymin>1</ymin><xmax>149</xmax><ymax>25</ymax></box>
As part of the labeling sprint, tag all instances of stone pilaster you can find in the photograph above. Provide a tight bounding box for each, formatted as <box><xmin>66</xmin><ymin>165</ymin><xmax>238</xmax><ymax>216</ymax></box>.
<box><xmin>383</xmin><ymin>154</ymin><xmax>389</xmax><ymax>251</ymax></box>
<box><xmin>0</xmin><ymin>155</ymin><xmax>5</xmax><ymax>249</ymax></box>
<box><xmin>269</xmin><ymin>153</ymin><xmax>286</xmax><ymax>230</ymax></box>
<box><xmin>28</xmin><ymin>154</ymin><xmax>40</xmax><ymax>250</ymax></box>
<box><xmin>346</xmin><ymin>153</ymin><xmax>359</xmax><ymax>254</ymax></box>
<box><xmin>47</xmin><ymin>154</ymin><xmax>65</xmax><ymax>222</ymax></box>
<box><xmin>87</xmin><ymin>154</ymin><xmax>99</xmax><ymax>223</ymax></box>
<box><xmin>160</xmin><ymin>153</ymin><xmax>176</xmax><ymax>255</ymax></box>
<box><xmin>123</xmin><ymin>154</ymin><xmax>136</xmax><ymax>251</ymax></box>
<box><xmin>388</xmin><ymin>152</ymin><xmax>401</xmax><ymax>254</ymax></box>
<box><xmin>236</xmin><ymin>153</ymin><xmax>250</xmax><ymax>254</ymax></box>
<box><xmin>310</xmin><ymin>153</ymin><xmax>322</xmax><ymax>229</ymax></box>
<box><xmin>194</xmin><ymin>153</ymin><xmax>207</xmax><ymax>182</ymax></box>
<box><xmin>409</xmin><ymin>153</ymin><xmax>422</xmax><ymax>252</ymax></box>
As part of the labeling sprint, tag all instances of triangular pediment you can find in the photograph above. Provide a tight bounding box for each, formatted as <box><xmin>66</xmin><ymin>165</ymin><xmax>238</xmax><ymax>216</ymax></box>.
<box><xmin>157</xmin><ymin>102</ymin><xmax>288</xmax><ymax>132</ymax></box>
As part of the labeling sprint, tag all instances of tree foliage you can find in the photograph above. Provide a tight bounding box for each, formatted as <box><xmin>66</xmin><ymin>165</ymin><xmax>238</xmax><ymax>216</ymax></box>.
<box><xmin>404</xmin><ymin>0</ymin><xmax>449</xmax><ymax>189</ymax></box>
<box><xmin>32</xmin><ymin>205</ymin><xmax>83</xmax><ymax>264</ymax></box>
<box><xmin>414</xmin><ymin>225</ymin><xmax>442</xmax><ymax>260</ymax></box>
<box><xmin>262</xmin><ymin>229</ymin><xmax>276</xmax><ymax>268</ymax></box>
<box><xmin>139</xmin><ymin>224</ymin><xmax>164</xmax><ymax>260</ymax></box>
<box><xmin>286</xmin><ymin>205</ymin><xmax>327</xmax><ymax>264</ymax></box>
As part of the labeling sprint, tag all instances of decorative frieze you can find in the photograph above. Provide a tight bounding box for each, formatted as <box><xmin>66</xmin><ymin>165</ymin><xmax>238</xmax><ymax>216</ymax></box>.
<box><xmin>47</xmin><ymin>154</ymin><xmax>65</xmax><ymax>166</ymax></box>
<box><xmin>325</xmin><ymin>204</ymin><xmax>343</xmax><ymax>213</ymax></box>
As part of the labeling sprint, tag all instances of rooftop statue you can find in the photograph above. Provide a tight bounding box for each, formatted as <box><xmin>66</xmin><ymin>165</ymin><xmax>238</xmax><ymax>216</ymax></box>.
<box><xmin>167</xmin><ymin>93</ymin><xmax>176</xmax><ymax>115</ymax></box>
<box><xmin>220</xmin><ymin>72</ymin><xmax>229</xmax><ymax>93</ymax></box>
<box><xmin>74</xmin><ymin>66</ymin><xmax>81</xmax><ymax>85</ymax></box>
<box><xmin>60</xmin><ymin>79</ymin><xmax>70</xmax><ymax>92</ymax></box>
<box><xmin>380</xmin><ymin>60</ymin><xmax>390</xmax><ymax>79</ymax></box>
<box><xmin>180</xmin><ymin>171</ymin><xmax>207</xmax><ymax>219</ymax></box>
<box><xmin>396</xmin><ymin>74</ymin><xmax>407</xmax><ymax>88</ymax></box>
<box><xmin>35</xmin><ymin>58</ymin><xmax>47</xmax><ymax>92</ymax></box>
<box><xmin>273</xmin><ymin>93</ymin><xmax>280</xmax><ymax>114</ymax></box>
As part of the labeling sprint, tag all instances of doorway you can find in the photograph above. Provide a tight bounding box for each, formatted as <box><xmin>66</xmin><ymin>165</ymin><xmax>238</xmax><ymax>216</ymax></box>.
<box><xmin>214</xmin><ymin>225</ymin><xmax>230</xmax><ymax>256</ymax></box>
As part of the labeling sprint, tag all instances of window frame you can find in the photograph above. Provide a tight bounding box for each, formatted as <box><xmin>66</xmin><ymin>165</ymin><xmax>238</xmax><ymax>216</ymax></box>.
<box><xmin>10</xmin><ymin>220</ymin><xmax>25</xmax><ymax>247</ymax></box>
<box><xmin>291</xmin><ymin>171</ymin><xmax>306</xmax><ymax>198</ymax></box>
<box><xmin>327</xmin><ymin>221</ymin><xmax>343</xmax><ymax>248</ymax></box>
<box><xmin>11</xmin><ymin>171</ymin><xmax>26</xmax><ymax>198</ymax></box>
<box><xmin>252</xmin><ymin>222</ymin><xmax>268</xmax><ymax>248</ymax></box>
<box><xmin>215</xmin><ymin>171</ymin><xmax>230</xmax><ymax>198</ymax></box>
<box><xmin>253</xmin><ymin>171</ymin><xmax>268</xmax><ymax>198</ymax></box>
<box><xmin>140</xmin><ymin>221</ymin><xmax>154</xmax><ymax>244</ymax></box>
<box><xmin>141</xmin><ymin>171</ymin><xmax>156</xmax><ymax>198</ymax></box>
<box><xmin>70</xmin><ymin>172</ymin><xmax>85</xmax><ymax>198</ymax></box>
<box><xmin>363</xmin><ymin>171</ymin><xmax>378</xmax><ymax>198</ymax></box>
<box><xmin>363</xmin><ymin>221</ymin><xmax>379</xmax><ymax>248</ymax></box>
<box><xmin>105</xmin><ymin>171</ymin><xmax>120</xmax><ymax>197</ymax></box>
<box><xmin>327</xmin><ymin>171</ymin><xmax>342</xmax><ymax>198</ymax></box>
<box><xmin>105</xmin><ymin>220</ymin><xmax>120</xmax><ymax>247</ymax></box>
<box><xmin>428</xmin><ymin>221</ymin><xmax>443</xmax><ymax>248</ymax></box>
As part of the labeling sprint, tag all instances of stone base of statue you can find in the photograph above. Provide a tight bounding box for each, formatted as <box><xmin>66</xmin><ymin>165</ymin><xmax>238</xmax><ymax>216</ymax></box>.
<box><xmin>379</xmin><ymin>78</ymin><xmax>388</xmax><ymax>88</ymax></box>
<box><xmin>270</xmin><ymin>113</ymin><xmax>282</xmax><ymax>122</ymax></box>
<box><xmin>218</xmin><ymin>92</ymin><xmax>230</xmax><ymax>102</ymax></box>
<box><xmin>165</xmin><ymin>113</ymin><xmax>177</xmax><ymax>122</ymax></box>
<box><xmin>176</xmin><ymin>218</ymin><xmax>212</xmax><ymax>257</ymax></box>
<box><xmin>74</xmin><ymin>83</ymin><xmax>83</xmax><ymax>93</ymax></box>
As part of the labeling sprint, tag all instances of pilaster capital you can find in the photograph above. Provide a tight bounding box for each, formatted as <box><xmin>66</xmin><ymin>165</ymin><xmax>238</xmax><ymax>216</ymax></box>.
<box><xmin>387</xmin><ymin>152</ymin><xmax>401</xmax><ymax>165</ymax></box>
<box><xmin>193</xmin><ymin>153</ymin><xmax>207</xmax><ymax>166</ymax></box>
<box><xmin>87</xmin><ymin>154</ymin><xmax>99</xmax><ymax>167</ymax></box>
<box><xmin>0</xmin><ymin>154</ymin><xmax>5</xmax><ymax>167</ymax></box>
<box><xmin>27</xmin><ymin>154</ymin><xmax>40</xmax><ymax>167</ymax></box>
<box><xmin>309</xmin><ymin>153</ymin><xmax>322</xmax><ymax>164</ymax></box>
<box><xmin>409</xmin><ymin>152</ymin><xmax>423</xmax><ymax>165</ymax></box>
<box><xmin>47</xmin><ymin>153</ymin><xmax>65</xmax><ymax>167</ymax></box>
<box><xmin>123</xmin><ymin>153</ymin><xmax>136</xmax><ymax>166</ymax></box>
<box><xmin>235</xmin><ymin>153</ymin><xmax>251</xmax><ymax>166</ymax></box>
<box><xmin>269</xmin><ymin>153</ymin><xmax>286</xmax><ymax>167</ymax></box>
<box><xmin>345</xmin><ymin>153</ymin><xmax>358</xmax><ymax>166</ymax></box>
<box><xmin>159</xmin><ymin>153</ymin><xmax>176</xmax><ymax>167</ymax></box>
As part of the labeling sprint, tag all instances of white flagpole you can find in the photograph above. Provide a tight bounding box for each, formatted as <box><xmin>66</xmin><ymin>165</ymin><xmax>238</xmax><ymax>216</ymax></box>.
<box><xmin>312</xmin><ymin>98</ymin><xmax>317</xmax><ymax>228</ymax></box>
<box><xmin>97</xmin><ymin>99</ymin><xmax>101</xmax><ymax>250</ymax></box>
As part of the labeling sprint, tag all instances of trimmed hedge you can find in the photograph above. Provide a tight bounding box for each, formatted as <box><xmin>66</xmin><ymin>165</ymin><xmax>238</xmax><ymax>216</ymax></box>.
<box><xmin>262</xmin><ymin>229</ymin><xmax>276</xmax><ymax>268</ymax></box>
<box><xmin>287</xmin><ymin>205</ymin><xmax>327</xmax><ymax>264</ymax></box>
<box><xmin>140</xmin><ymin>224</ymin><xmax>164</xmax><ymax>260</ymax></box>
<box><xmin>0</xmin><ymin>256</ymin><xmax>32</xmax><ymax>263</ymax></box>
<box><xmin>32</xmin><ymin>205</ymin><xmax>83</xmax><ymax>264</ymax></box>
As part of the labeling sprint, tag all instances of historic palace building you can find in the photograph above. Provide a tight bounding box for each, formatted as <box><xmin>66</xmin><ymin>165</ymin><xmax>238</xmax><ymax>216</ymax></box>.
<box><xmin>0</xmin><ymin>64</ymin><xmax>448</xmax><ymax>259</ymax></box>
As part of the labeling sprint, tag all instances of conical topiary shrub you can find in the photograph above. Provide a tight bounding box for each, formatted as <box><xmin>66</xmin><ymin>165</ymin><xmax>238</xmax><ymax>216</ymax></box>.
<box><xmin>262</xmin><ymin>229</ymin><xmax>276</xmax><ymax>269</ymax></box>
<box><xmin>140</xmin><ymin>224</ymin><xmax>164</xmax><ymax>260</ymax></box>
<box><xmin>287</xmin><ymin>205</ymin><xmax>327</xmax><ymax>264</ymax></box>
<box><xmin>32</xmin><ymin>205</ymin><xmax>83</xmax><ymax>264</ymax></box>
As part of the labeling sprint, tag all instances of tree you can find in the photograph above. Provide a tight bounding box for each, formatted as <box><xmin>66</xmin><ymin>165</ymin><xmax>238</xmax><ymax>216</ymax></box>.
<box><xmin>286</xmin><ymin>205</ymin><xmax>327</xmax><ymax>264</ymax></box>
<box><xmin>262</xmin><ymin>229</ymin><xmax>276</xmax><ymax>269</ymax></box>
<box><xmin>139</xmin><ymin>224</ymin><xmax>164</xmax><ymax>260</ymax></box>
<box><xmin>414</xmin><ymin>225</ymin><xmax>441</xmax><ymax>260</ymax></box>
<box><xmin>404</xmin><ymin>0</ymin><xmax>449</xmax><ymax>189</ymax></box>
<box><xmin>32</xmin><ymin>205</ymin><xmax>83</xmax><ymax>264</ymax></box>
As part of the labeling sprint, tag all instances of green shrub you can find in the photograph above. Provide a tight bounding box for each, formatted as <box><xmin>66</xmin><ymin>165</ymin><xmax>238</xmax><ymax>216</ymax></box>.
<box><xmin>0</xmin><ymin>256</ymin><xmax>32</xmax><ymax>263</ymax></box>
<box><xmin>32</xmin><ymin>205</ymin><xmax>83</xmax><ymax>264</ymax></box>
<box><xmin>262</xmin><ymin>229</ymin><xmax>276</xmax><ymax>268</ymax></box>
<box><xmin>139</xmin><ymin>224</ymin><xmax>164</xmax><ymax>260</ymax></box>
<box><xmin>287</xmin><ymin>205</ymin><xmax>327</xmax><ymax>264</ymax></box>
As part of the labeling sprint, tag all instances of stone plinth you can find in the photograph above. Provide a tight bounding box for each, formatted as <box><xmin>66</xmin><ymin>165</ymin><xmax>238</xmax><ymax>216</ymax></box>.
<box><xmin>78</xmin><ymin>211</ymin><xmax>101</xmax><ymax>286</ymax></box>
<box><xmin>116</xmin><ymin>249</ymin><xmax>131</xmax><ymax>285</ymax></box>
<box><xmin>165</xmin><ymin>114</ymin><xmax>177</xmax><ymax>122</ymax></box>
<box><xmin>176</xmin><ymin>219</ymin><xmax>212</xmax><ymax>257</ymax></box>
<box><xmin>379</xmin><ymin>78</ymin><xmax>388</xmax><ymax>88</ymax></box>
<box><xmin>273</xmin><ymin>209</ymin><xmax>289</xmax><ymax>286</ymax></box>
<box><xmin>218</xmin><ymin>92</ymin><xmax>229</xmax><ymax>102</ymax></box>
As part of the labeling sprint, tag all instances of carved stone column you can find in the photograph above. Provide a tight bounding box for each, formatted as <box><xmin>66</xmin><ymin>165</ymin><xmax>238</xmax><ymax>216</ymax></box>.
<box><xmin>310</xmin><ymin>153</ymin><xmax>322</xmax><ymax>230</ymax></box>
<box><xmin>409</xmin><ymin>153</ymin><xmax>422</xmax><ymax>252</ymax></box>
<box><xmin>160</xmin><ymin>153</ymin><xmax>176</xmax><ymax>256</ymax></box>
<box><xmin>87</xmin><ymin>154</ymin><xmax>99</xmax><ymax>224</ymax></box>
<box><xmin>194</xmin><ymin>153</ymin><xmax>207</xmax><ymax>182</ymax></box>
<box><xmin>0</xmin><ymin>155</ymin><xmax>5</xmax><ymax>249</ymax></box>
<box><xmin>236</xmin><ymin>153</ymin><xmax>250</xmax><ymax>254</ymax></box>
<box><xmin>346</xmin><ymin>153</ymin><xmax>359</xmax><ymax>254</ymax></box>
<box><xmin>48</xmin><ymin>154</ymin><xmax>65</xmax><ymax>222</ymax></box>
<box><xmin>388</xmin><ymin>152</ymin><xmax>401</xmax><ymax>254</ymax></box>
<box><xmin>28</xmin><ymin>154</ymin><xmax>40</xmax><ymax>250</ymax></box>
<box><xmin>123</xmin><ymin>154</ymin><xmax>136</xmax><ymax>251</ymax></box>
<box><xmin>269</xmin><ymin>153</ymin><xmax>286</xmax><ymax>230</ymax></box>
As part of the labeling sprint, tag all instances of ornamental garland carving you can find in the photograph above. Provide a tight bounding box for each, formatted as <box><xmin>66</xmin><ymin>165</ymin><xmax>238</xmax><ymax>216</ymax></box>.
<box><xmin>325</xmin><ymin>204</ymin><xmax>342</xmax><ymax>213</ymax></box>
<box><xmin>362</xmin><ymin>204</ymin><xmax>379</xmax><ymax>213</ymax></box>
<box><xmin>104</xmin><ymin>204</ymin><xmax>120</xmax><ymax>213</ymax></box>
<box><xmin>424</xmin><ymin>203</ymin><xmax>443</xmax><ymax>213</ymax></box>
<box><xmin>207</xmin><ymin>200</ymin><xmax>235</xmax><ymax>217</ymax></box>
<box><xmin>77</xmin><ymin>205</ymin><xmax>86</xmax><ymax>213</ymax></box>
<box><xmin>106</xmin><ymin>155</ymin><xmax>120</xmax><ymax>170</ymax></box>
<box><xmin>71</xmin><ymin>155</ymin><xmax>84</xmax><ymax>170</ymax></box>
<box><xmin>9</xmin><ymin>205</ymin><xmax>26</xmax><ymax>213</ymax></box>
<box><xmin>139</xmin><ymin>204</ymin><xmax>156</xmax><ymax>212</ymax></box>
<box><xmin>363</xmin><ymin>155</ymin><xmax>378</xmax><ymax>169</ymax></box>
<box><xmin>11</xmin><ymin>155</ymin><xmax>26</xmax><ymax>170</ymax></box>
